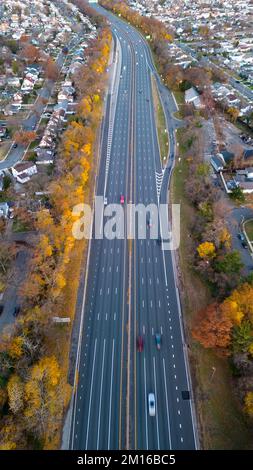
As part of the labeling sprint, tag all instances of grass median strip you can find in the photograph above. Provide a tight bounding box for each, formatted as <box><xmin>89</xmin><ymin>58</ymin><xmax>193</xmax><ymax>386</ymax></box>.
<box><xmin>151</xmin><ymin>76</ymin><xmax>169</xmax><ymax>165</ymax></box>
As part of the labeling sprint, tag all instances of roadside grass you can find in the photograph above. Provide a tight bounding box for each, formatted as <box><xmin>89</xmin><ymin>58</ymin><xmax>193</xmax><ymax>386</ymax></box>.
<box><xmin>173</xmin><ymin>90</ymin><xmax>185</xmax><ymax>106</ymax></box>
<box><xmin>244</xmin><ymin>220</ymin><xmax>253</xmax><ymax>241</ymax></box>
<box><xmin>172</xmin><ymin>91</ymin><xmax>185</xmax><ymax>119</ymax></box>
<box><xmin>0</xmin><ymin>141</ymin><xmax>12</xmax><ymax>161</ymax></box>
<box><xmin>12</xmin><ymin>219</ymin><xmax>29</xmax><ymax>233</ymax></box>
<box><xmin>171</xmin><ymin>129</ymin><xmax>253</xmax><ymax>449</ymax></box>
<box><xmin>29</xmin><ymin>139</ymin><xmax>40</xmax><ymax>150</ymax></box>
<box><xmin>151</xmin><ymin>76</ymin><xmax>169</xmax><ymax>164</ymax></box>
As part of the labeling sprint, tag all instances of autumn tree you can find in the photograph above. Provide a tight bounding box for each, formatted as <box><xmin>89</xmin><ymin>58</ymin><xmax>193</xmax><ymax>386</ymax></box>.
<box><xmin>244</xmin><ymin>391</ymin><xmax>253</xmax><ymax>417</ymax></box>
<box><xmin>192</xmin><ymin>303</ymin><xmax>233</xmax><ymax>350</ymax></box>
<box><xmin>13</xmin><ymin>130</ymin><xmax>37</xmax><ymax>146</ymax></box>
<box><xmin>24</xmin><ymin>356</ymin><xmax>63</xmax><ymax>438</ymax></box>
<box><xmin>7</xmin><ymin>374</ymin><xmax>24</xmax><ymax>414</ymax></box>
<box><xmin>21</xmin><ymin>44</ymin><xmax>40</xmax><ymax>63</ymax></box>
<box><xmin>197</xmin><ymin>241</ymin><xmax>216</xmax><ymax>259</ymax></box>
<box><xmin>45</xmin><ymin>58</ymin><xmax>59</xmax><ymax>81</ymax></box>
<box><xmin>228</xmin><ymin>107</ymin><xmax>239</xmax><ymax>123</ymax></box>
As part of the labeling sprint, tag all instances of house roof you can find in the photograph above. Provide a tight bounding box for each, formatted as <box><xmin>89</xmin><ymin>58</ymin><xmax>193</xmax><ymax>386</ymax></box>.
<box><xmin>0</xmin><ymin>202</ymin><xmax>9</xmax><ymax>217</ymax></box>
<box><xmin>211</xmin><ymin>156</ymin><xmax>224</xmax><ymax>171</ymax></box>
<box><xmin>220</xmin><ymin>150</ymin><xmax>235</xmax><ymax>162</ymax></box>
<box><xmin>13</xmin><ymin>161</ymin><xmax>36</xmax><ymax>172</ymax></box>
<box><xmin>244</xmin><ymin>149</ymin><xmax>253</xmax><ymax>159</ymax></box>
<box><xmin>185</xmin><ymin>87</ymin><xmax>199</xmax><ymax>102</ymax></box>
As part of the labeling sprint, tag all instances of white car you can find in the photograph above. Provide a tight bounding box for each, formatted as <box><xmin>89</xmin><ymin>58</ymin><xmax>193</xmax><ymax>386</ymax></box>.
<box><xmin>104</xmin><ymin>197</ymin><xmax>108</xmax><ymax>206</ymax></box>
<box><xmin>148</xmin><ymin>393</ymin><xmax>156</xmax><ymax>417</ymax></box>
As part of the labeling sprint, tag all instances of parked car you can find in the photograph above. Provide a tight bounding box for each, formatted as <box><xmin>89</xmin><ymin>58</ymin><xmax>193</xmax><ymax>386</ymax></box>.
<box><xmin>13</xmin><ymin>305</ymin><xmax>20</xmax><ymax>317</ymax></box>
<box><xmin>120</xmin><ymin>194</ymin><xmax>125</xmax><ymax>204</ymax></box>
<box><xmin>237</xmin><ymin>233</ymin><xmax>248</xmax><ymax>248</ymax></box>
<box><xmin>0</xmin><ymin>305</ymin><xmax>4</xmax><ymax>316</ymax></box>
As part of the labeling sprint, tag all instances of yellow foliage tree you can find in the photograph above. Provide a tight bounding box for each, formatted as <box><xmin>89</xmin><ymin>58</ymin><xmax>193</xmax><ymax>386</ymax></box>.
<box><xmin>197</xmin><ymin>241</ymin><xmax>216</xmax><ymax>259</ymax></box>
<box><xmin>7</xmin><ymin>374</ymin><xmax>24</xmax><ymax>414</ymax></box>
<box><xmin>8</xmin><ymin>337</ymin><xmax>24</xmax><ymax>359</ymax></box>
<box><xmin>229</xmin><ymin>283</ymin><xmax>253</xmax><ymax>323</ymax></box>
<box><xmin>219</xmin><ymin>228</ymin><xmax>231</xmax><ymax>249</ymax></box>
<box><xmin>248</xmin><ymin>343</ymin><xmax>253</xmax><ymax>357</ymax></box>
<box><xmin>244</xmin><ymin>391</ymin><xmax>253</xmax><ymax>417</ymax></box>
<box><xmin>220</xmin><ymin>299</ymin><xmax>244</xmax><ymax>325</ymax></box>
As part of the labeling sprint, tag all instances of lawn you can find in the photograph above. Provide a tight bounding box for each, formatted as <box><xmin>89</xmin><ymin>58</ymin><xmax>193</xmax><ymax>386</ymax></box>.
<box><xmin>12</xmin><ymin>219</ymin><xmax>29</xmax><ymax>233</ymax></box>
<box><xmin>151</xmin><ymin>76</ymin><xmax>169</xmax><ymax>165</ymax></box>
<box><xmin>171</xmin><ymin>131</ymin><xmax>253</xmax><ymax>449</ymax></box>
<box><xmin>0</xmin><ymin>141</ymin><xmax>12</xmax><ymax>161</ymax></box>
<box><xmin>173</xmin><ymin>90</ymin><xmax>185</xmax><ymax>107</ymax></box>
<box><xmin>245</xmin><ymin>220</ymin><xmax>253</xmax><ymax>242</ymax></box>
<box><xmin>172</xmin><ymin>91</ymin><xmax>185</xmax><ymax>119</ymax></box>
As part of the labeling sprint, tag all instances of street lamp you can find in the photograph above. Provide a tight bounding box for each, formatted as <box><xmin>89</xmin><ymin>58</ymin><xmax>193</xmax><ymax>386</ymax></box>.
<box><xmin>210</xmin><ymin>366</ymin><xmax>216</xmax><ymax>382</ymax></box>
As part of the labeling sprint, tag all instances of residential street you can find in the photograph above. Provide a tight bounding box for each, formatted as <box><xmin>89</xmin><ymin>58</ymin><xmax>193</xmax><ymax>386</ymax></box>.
<box><xmin>0</xmin><ymin>34</ymin><xmax>80</xmax><ymax>171</ymax></box>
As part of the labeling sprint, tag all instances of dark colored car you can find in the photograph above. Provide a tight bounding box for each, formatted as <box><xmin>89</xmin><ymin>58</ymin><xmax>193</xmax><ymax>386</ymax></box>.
<box><xmin>0</xmin><ymin>305</ymin><xmax>4</xmax><ymax>316</ymax></box>
<box><xmin>238</xmin><ymin>233</ymin><xmax>248</xmax><ymax>248</ymax></box>
<box><xmin>13</xmin><ymin>305</ymin><xmax>20</xmax><ymax>317</ymax></box>
<box><xmin>137</xmin><ymin>335</ymin><xmax>144</xmax><ymax>352</ymax></box>
<box><xmin>238</xmin><ymin>233</ymin><xmax>245</xmax><ymax>241</ymax></box>
<box><xmin>13</xmin><ymin>143</ymin><xmax>18</xmax><ymax>148</ymax></box>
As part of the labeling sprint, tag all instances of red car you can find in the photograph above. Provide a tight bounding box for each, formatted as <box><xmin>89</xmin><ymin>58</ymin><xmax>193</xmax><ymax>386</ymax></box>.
<box><xmin>120</xmin><ymin>194</ymin><xmax>125</xmax><ymax>204</ymax></box>
<box><xmin>137</xmin><ymin>336</ymin><xmax>144</xmax><ymax>352</ymax></box>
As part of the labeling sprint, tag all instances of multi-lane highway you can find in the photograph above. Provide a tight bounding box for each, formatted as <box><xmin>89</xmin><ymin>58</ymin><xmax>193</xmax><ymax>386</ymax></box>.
<box><xmin>70</xmin><ymin>3</ymin><xmax>197</xmax><ymax>450</ymax></box>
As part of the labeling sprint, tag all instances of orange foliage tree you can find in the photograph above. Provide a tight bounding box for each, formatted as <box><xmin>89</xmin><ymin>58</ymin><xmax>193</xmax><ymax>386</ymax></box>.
<box><xmin>192</xmin><ymin>303</ymin><xmax>233</xmax><ymax>351</ymax></box>
<box><xmin>13</xmin><ymin>130</ymin><xmax>37</xmax><ymax>146</ymax></box>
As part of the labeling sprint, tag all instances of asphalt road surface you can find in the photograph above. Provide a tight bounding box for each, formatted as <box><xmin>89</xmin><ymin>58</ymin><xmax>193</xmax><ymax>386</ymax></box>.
<box><xmin>70</xmin><ymin>4</ymin><xmax>197</xmax><ymax>451</ymax></box>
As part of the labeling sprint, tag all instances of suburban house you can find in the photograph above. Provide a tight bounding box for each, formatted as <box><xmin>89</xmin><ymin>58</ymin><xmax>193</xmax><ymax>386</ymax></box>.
<box><xmin>218</xmin><ymin>150</ymin><xmax>235</xmax><ymax>165</ymax></box>
<box><xmin>13</xmin><ymin>92</ymin><xmax>23</xmax><ymax>103</ymax></box>
<box><xmin>244</xmin><ymin>148</ymin><xmax>253</xmax><ymax>160</ymax></box>
<box><xmin>232</xmin><ymin>167</ymin><xmax>253</xmax><ymax>193</ymax></box>
<box><xmin>8</xmin><ymin>77</ymin><xmax>21</xmax><ymax>87</ymax></box>
<box><xmin>36</xmin><ymin>148</ymin><xmax>54</xmax><ymax>165</ymax></box>
<box><xmin>185</xmin><ymin>87</ymin><xmax>202</xmax><ymax>108</ymax></box>
<box><xmin>0</xmin><ymin>202</ymin><xmax>10</xmax><ymax>218</ymax></box>
<box><xmin>211</xmin><ymin>155</ymin><xmax>224</xmax><ymax>172</ymax></box>
<box><xmin>0</xmin><ymin>126</ymin><xmax>7</xmax><ymax>139</ymax></box>
<box><xmin>12</xmin><ymin>161</ymin><xmax>37</xmax><ymax>184</ymax></box>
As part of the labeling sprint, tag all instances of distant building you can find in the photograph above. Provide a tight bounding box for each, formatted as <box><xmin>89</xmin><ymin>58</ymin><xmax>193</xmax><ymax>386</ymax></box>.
<box><xmin>12</xmin><ymin>162</ymin><xmax>37</xmax><ymax>184</ymax></box>
<box><xmin>211</xmin><ymin>155</ymin><xmax>224</xmax><ymax>172</ymax></box>
<box><xmin>0</xmin><ymin>202</ymin><xmax>9</xmax><ymax>218</ymax></box>
<box><xmin>185</xmin><ymin>87</ymin><xmax>202</xmax><ymax>109</ymax></box>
